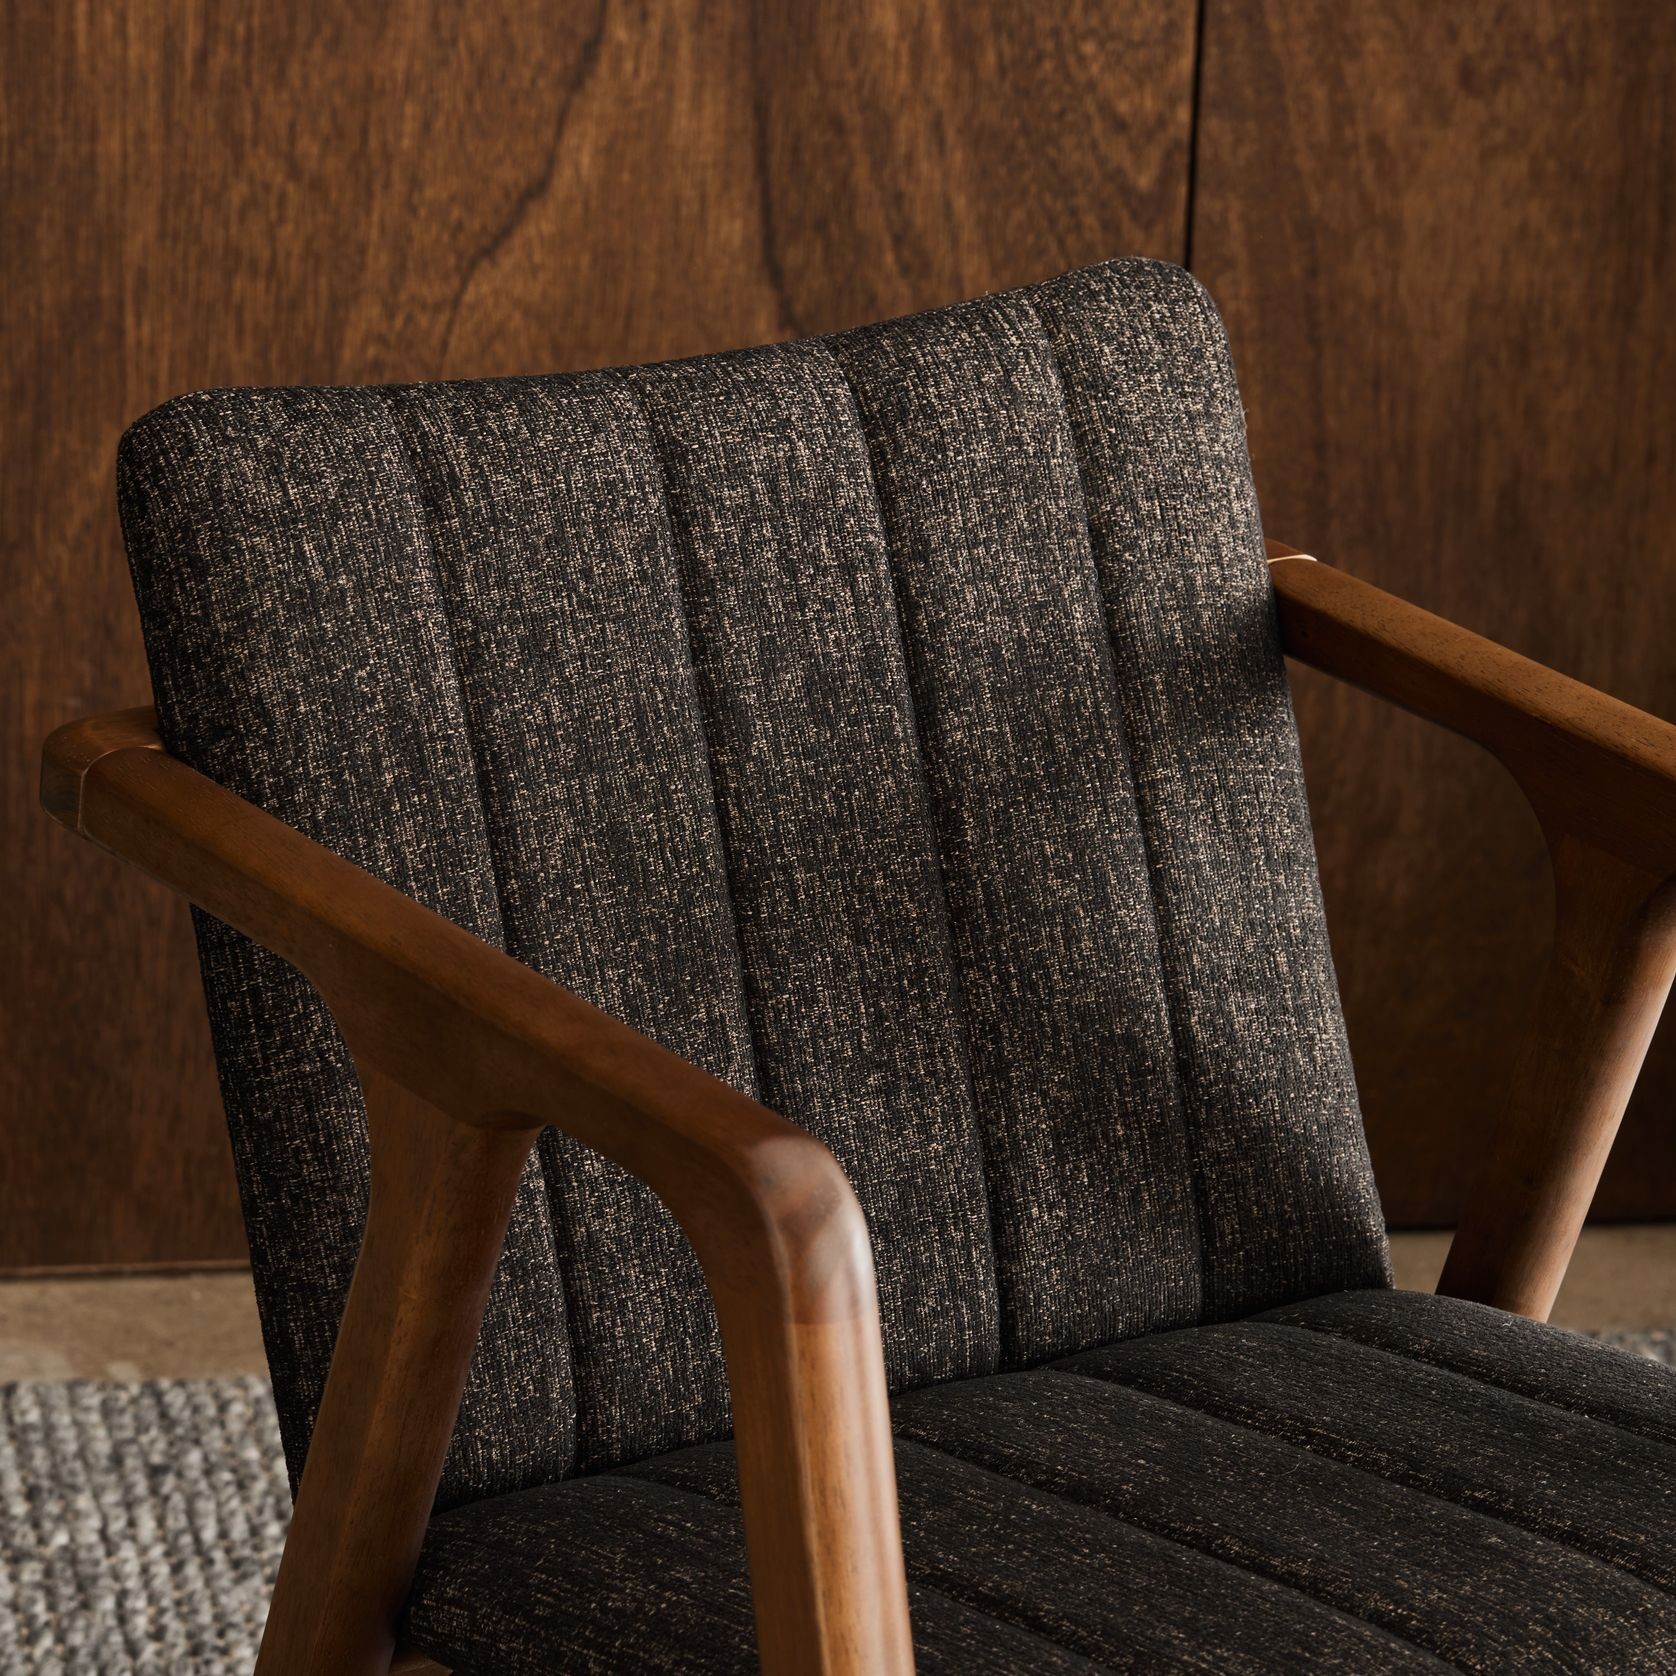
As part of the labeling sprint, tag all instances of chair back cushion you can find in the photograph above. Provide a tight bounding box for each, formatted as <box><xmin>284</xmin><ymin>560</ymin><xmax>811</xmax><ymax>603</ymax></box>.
<box><xmin>119</xmin><ymin>259</ymin><xmax>1388</xmax><ymax>1503</ymax></box>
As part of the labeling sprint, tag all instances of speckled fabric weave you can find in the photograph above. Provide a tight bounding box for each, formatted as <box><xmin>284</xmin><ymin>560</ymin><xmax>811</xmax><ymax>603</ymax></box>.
<box><xmin>119</xmin><ymin>259</ymin><xmax>1387</xmax><ymax>1501</ymax></box>
<box><xmin>404</xmin><ymin>1292</ymin><xmax>1676</xmax><ymax>1674</ymax></box>
<box><xmin>8</xmin><ymin>1324</ymin><xmax>1674</xmax><ymax>1670</ymax></box>
<box><xmin>111</xmin><ymin>257</ymin><xmax>1676</xmax><ymax>1668</ymax></box>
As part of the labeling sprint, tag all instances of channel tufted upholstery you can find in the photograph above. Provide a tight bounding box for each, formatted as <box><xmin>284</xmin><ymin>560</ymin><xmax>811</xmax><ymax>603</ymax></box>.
<box><xmin>406</xmin><ymin>1291</ymin><xmax>1676</xmax><ymax>1674</ymax></box>
<box><xmin>115</xmin><ymin>258</ymin><xmax>1676</xmax><ymax>1670</ymax></box>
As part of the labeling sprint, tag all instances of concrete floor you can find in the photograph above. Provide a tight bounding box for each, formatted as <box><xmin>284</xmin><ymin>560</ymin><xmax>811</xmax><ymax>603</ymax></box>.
<box><xmin>2</xmin><ymin>1225</ymin><xmax>1674</xmax><ymax>1381</ymax></box>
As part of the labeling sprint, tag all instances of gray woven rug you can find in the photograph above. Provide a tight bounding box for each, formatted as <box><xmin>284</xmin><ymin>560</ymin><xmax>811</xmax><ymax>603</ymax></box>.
<box><xmin>0</xmin><ymin>1379</ymin><xmax>286</xmax><ymax>1674</ymax></box>
<box><xmin>3</xmin><ymin>1330</ymin><xmax>1674</xmax><ymax>1672</ymax></box>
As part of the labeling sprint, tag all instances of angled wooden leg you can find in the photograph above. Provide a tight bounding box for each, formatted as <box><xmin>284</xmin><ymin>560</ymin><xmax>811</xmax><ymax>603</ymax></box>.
<box><xmin>1438</xmin><ymin>832</ymin><xmax>1676</xmax><ymax>1320</ymax></box>
<box><xmin>255</xmin><ymin>1066</ymin><xmax>539</xmax><ymax>1676</ymax></box>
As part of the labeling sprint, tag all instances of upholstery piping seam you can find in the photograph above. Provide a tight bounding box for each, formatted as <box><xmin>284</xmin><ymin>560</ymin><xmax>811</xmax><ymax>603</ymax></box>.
<box><xmin>817</xmin><ymin>338</ymin><xmax>1008</xmax><ymax>1371</ymax></box>
<box><xmin>610</xmin><ymin>1458</ymin><xmax>1165</xmax><ymax>1674</ymax></box>
<box><xmin>1244</xmin><ymin>1313</ymin><xmax>1676</xmax><ymax>1456</ymax></box>
<box><xmin>1047</xmin><ymin>1362</ymin><xmax>1676</xmax><ymax>1598</ymax></box>
<box><xmin>375</xmin><ymin>391</ymin><xmax>521</xmax><ymax>978</ymax></box>
<box><xmin>890</xmin><ymin>1418</ymin><xmax>1466</xmax><ymax>1670</ymax></box>
<box><xmin>556</xmin><ymin>370</ymin><xmax>780</xmax><ymax>1459</ymax></box>
<box><xmin>615</xmin><ymin>372</ymin><xmax>770</xmax><ymax>1105</ymax></box>
<box><xmin>373</xmin><ymin>384</ymin><xmax>578</xmax><ymax>1480</ymax></box>
<box><xmin>1016</xmin><ymin>292</ymin><xmax>1213</xmax><ymax>1324</ymax></box>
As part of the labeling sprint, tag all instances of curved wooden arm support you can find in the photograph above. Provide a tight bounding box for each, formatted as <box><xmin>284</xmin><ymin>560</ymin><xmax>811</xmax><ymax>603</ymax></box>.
<box><xmin>1268</xmin><ymin>544</ymin><xmax>1676</xmax><ymax>1320</ymax></box>
<box><xmin>41</xmin><ymin>709</ymin><xmax>914</xmax><ymax>1676</ymax></box>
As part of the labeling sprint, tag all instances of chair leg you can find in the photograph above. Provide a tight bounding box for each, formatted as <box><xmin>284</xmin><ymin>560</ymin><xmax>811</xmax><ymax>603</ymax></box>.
<box><xmin>1438</xmin><ymin>831</ymin><xmax>1676</xmax><ymax>1320</ymax></box>
<box><xmin>255</xmin><ymin>1068</ymin><xmax>539</xmax><ymax>1675</ymax></box>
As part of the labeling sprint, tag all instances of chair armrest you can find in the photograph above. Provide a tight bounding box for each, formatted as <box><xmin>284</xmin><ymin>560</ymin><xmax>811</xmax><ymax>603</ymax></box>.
<box><xmin>1267</xmin><ymin>544</ymin><xmax>1676</xmax><ymax>876</ymax></box>
<box><xmin>42</xmin><ymin>708</ymin><xmax>912</xmax><ymax>1676</ymax></box>
<box><xmin>1266</xmin><ymin>545</ymin><xmax>1676</xmax><ymax>1323</ymax></box>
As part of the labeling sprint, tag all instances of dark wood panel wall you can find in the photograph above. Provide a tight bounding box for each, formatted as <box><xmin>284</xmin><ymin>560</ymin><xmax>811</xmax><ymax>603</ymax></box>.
<box><xmin>3</xmin><ymin>0</ymin><xmax>1670</xmax><ymax>1267</ymax></box>
<box><xmin>0</xmin><ymin>1</ymin><xmax>1196</xmax><ymax>1269</ymax></box>
<box><xmin>1194</xmin><ymin>0</ymin><xmax>1676</xmax><ymax>1222</ymax></box>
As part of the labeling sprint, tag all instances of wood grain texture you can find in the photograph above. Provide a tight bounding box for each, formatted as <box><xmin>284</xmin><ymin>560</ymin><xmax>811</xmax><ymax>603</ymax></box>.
<box><xmin>1195</xmin><ymin>0</ymin><xmax>1676</xmax><ymax>1223</ymax></box>
<box><xmin>3</xmin><ymin>0</ymin><xmax>1195</xmax><ymax>1269</ymax></box>
<box><xmin>1269</xmin><ymin>554</ymin><xmax>1676</xmax><ymax>1313</ymax></box>
<box><xmin>1268</xmin><ymin>554</ymin><xmax>1676</xmax><ymax>879</ymax></box>
<box><xmin>46</xmin><ymin>710</ymin><xmax>914</xmax><ymax>1675</ymax></box>
<box><xmin>258</xmin><ymin>1075</ymin><xmax>541</xmax><ymax>1676</ymax></box>
<box><xmin>47</xmin><ymin>568</ymin><xmax>1675</xmax><ymax>1660</ymax></box>
<box><xmin>1439</xmin><ymin>837</ymin><xmax>1676</xmax><ymax>1320</ymax></box>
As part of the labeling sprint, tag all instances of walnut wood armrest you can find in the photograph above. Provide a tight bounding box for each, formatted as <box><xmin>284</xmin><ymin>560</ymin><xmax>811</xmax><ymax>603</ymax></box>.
<box><xmin>1268</xmin><ymin>544</ymin><xmax>1676</xmax><ymax>1322</ymax></box>
<box><xmin>41</xmin><ymin>708</ymin><xmax>913</xmax><ymax>1676</ymax></box>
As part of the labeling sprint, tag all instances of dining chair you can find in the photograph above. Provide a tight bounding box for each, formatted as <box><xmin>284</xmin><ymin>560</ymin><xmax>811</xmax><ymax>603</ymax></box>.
<box><xmin>44</xmin><ymin>258</ymin><xmax>1676</xmax><ymax>1673</ymax></box>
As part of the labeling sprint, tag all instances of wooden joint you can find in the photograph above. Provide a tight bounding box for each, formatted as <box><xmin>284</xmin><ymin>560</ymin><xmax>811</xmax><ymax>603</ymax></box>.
<box><xmin>39</xmin><ymin>707</ymin><xmax>163</xmax><ymax>832</ymax></box>
<box><xmin>1267</xmin><ymin>546</ymin><xmax>1676</xmax><ymax>1317</ymax></box>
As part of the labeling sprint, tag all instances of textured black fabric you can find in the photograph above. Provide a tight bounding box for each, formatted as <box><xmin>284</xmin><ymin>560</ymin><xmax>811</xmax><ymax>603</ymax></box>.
<box><xmin>1254</xmin><ymin>1286</ymin><xmax>1676</xmax><ymax>1445</ymax></box>
<box><xmin>118</xmin><ymin>257</ymin><xmax>1388</xmax><ymax>1496</ymax></box>
<box><xmin>631</xmin><ymin>344</ymin><xmax>1004</xmax><ymax>1414</ymax></box>
<box><xmin>1057</xmin><ymin>1323</ymin><xmax>1676</xmax><ymax>1591</ymax></box>
<box><xmin>405</xmin><ymin>1474</ymin><xmax>1105</xmax><ymax>1676</ymax></box>
<box><xmin>117</xmin><ymin>387</ymin><xmax>578</xmax><ymax>1505</ymax></box>
<box><xmin>403</xmin><ymin>1294</ymin><xmax>1676</xmax><ymax>1673</ymax></box>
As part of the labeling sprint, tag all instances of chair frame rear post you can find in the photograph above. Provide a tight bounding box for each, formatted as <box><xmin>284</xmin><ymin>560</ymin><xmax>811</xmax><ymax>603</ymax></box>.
<box><xmin>1267</xmin><ymin>544</ymin><xmax>1676</xmax><ymax>1320</ymax></box>
<box><xmin>40</xmin><ymin>543</ymin><xmax>1676</xmax><ymax>1674</ymax></box>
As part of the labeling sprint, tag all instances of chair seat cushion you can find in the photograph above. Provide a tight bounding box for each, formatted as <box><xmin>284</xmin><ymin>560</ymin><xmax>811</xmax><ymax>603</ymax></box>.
<box><xmin>402</xmin><ymin>1291</ymin><xmax>1676</xmax><ymax>1672</ymax></box>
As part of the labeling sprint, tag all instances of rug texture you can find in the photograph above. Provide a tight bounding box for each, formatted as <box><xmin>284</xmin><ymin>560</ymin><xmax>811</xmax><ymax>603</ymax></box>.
<box><xmin>2</xmin><ymin>1330</ymin><xmax>1673</xmax><ymax>1673</ymax></box>
<box><xmin>0</xmin><ymin>1379</ymin><xmax>286</xmax><ymax>1674</ymax></box>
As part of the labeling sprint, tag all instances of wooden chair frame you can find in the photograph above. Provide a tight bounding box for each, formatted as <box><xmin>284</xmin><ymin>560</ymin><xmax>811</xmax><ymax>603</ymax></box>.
<box><xmin>39</xmin><ymin>545</ymin><xmax>1676</xmax><ymax>1676</ymax></box>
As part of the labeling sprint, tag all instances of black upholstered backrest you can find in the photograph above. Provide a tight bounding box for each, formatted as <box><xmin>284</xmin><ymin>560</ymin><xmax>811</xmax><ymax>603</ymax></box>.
<box><xmin>119</xmin><ymin>260</ymin><xmax>1388</xmax><ymax>1506</ymax></box>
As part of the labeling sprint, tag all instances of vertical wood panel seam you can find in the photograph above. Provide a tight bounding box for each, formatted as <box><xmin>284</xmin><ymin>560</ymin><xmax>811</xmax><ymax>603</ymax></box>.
<box><xmin>1182</xmin><ymin>0</ymin><xmax>1209</xmax><ymax>273</ymax></box>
